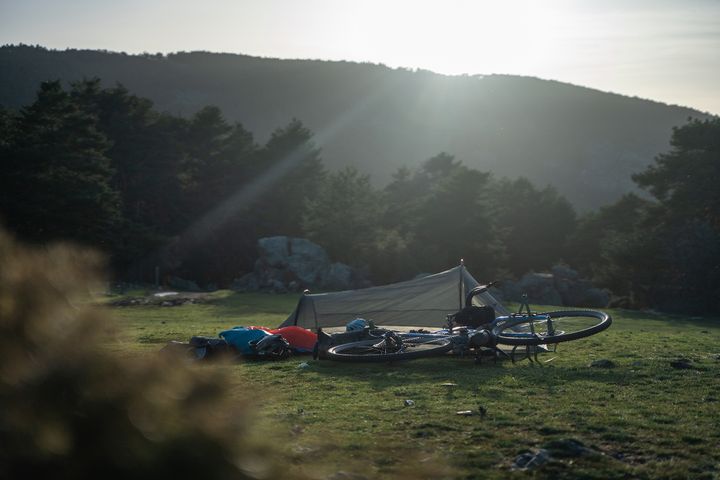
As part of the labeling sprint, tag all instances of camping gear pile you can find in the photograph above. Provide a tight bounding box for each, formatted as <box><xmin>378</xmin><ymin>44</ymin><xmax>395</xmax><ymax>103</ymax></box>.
<box><xmin>163</xmin><ymin>265</ymin><xmax>510</xmax><ymax>361</ymax></box>
<box><xmin>162</xmin><ymin>326</ymin><xmax>318</xmax><ymax>360</ymax></box>
<box><xmin>281</xmin><ymin>265</ymin><xmax>507</xmax><ymax>329</ymax></box>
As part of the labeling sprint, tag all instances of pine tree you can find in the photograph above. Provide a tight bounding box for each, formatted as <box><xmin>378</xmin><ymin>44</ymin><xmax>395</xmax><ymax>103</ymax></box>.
<box><xmin>302</xmin><ymin>167</ymin><xmax>381</xmax><ymax>264</ymax></box>
<box><xmin>1</xmin><ymin>81</ymin><xmax>121</xmax><ymax>249</ymax></box>
<box><xmin>254</xmin><ymin>119</ymin><xmax>325</xmax><ymax>236</ymax></box>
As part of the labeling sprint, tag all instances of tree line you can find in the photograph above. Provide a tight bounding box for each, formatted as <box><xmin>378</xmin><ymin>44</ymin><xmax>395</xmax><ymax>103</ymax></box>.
<box><xmin>2</xmin><ymin>45</ymin><xmax>707</xmax><ymax>211</ymax></box>
<box><xmin>1</xmin><ymin>80</ymin><xmax>718</xmax><ymax>313</ymax></box>
<box><xmin>568</xmin><ymin>117</ymin><xmax>720</xmax><ymax>314</ymax></box>
<box><xmin>0</xmin><ymin>79</ymin><xmax>323</xmax><ymax>285</ymax></box>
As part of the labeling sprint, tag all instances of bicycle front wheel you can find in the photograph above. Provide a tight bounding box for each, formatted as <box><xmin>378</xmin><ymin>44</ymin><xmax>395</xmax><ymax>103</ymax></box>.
<box><xmin>325</xmin><ymin>335</ymin><xmax>453</xmax><ymax>362</ymax></box>
<box><xmin>493</xmin><ymin>310</ymin><xmax>612</xmax><ymax>346</ymax></box>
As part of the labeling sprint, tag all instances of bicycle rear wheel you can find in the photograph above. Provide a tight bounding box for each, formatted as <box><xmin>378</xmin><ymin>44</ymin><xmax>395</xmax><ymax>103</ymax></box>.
<box><xmin>325</xmin><ymin>335</ymin><xmax>453</xmax><ymax>362</ymax></box>
<box><xmin>493</xmin><ymin>310</ymin><xmax>611</xmax><ymax>346</ymax></box>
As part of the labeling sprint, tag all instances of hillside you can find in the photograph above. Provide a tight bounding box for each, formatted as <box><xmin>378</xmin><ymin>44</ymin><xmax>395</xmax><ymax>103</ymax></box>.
<box><xmin>0</xmin><ymin>45</ymin><xmax>711</xmax><ymax>210</ymax></box>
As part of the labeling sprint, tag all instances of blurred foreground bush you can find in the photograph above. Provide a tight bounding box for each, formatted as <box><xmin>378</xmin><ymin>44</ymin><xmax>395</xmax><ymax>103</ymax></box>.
<box><xmin>0</xmin><ymin>228</ymin><xmax>290</xmax><ymax>479</ymax></box>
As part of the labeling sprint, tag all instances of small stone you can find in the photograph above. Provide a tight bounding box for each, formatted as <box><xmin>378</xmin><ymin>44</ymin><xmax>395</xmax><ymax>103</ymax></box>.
<box><xmin>456</xmin><ymin>410</ymin><xmax>473</xmax><ymax>416</ymax></box>
<box><xmin>326</xmin><ymin>472</ymin><xmax>368</xmax><ymax>480</ymax></box>
<box><xmin>441</xmin><ymin>382</ymin><xmax>457</xmax><ymax>387</ymax></box>
<box><xmin>292</xmin><ymin>444</ymin><xmax>317</xmax><ymax>455</ymax></box>
<box><xmin>512</xmin><ymin>449</ymin><xmax>550</xmax><ymax>470</ymax></box>
<box><xmin>404</xmin><ymin>399</ymin><xmax>415</xmax><ymax>407</ymax></box>
<box><xmin>590</xmin><ymin>359</ymin><xmax>615</xmax><ymax>368</ymax></box>
<box><xmin>298</xmin><ymin>362</ymin><xmax>310</xmax><ymax>369</ymax></box>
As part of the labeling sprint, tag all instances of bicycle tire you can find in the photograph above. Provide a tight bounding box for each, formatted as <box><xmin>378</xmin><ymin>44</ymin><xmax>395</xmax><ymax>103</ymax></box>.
<box><xmin>325</xmin><ymin>335</ymin><xmax>453</xmax><ymax>362</ymax></box>
<box><xmin>493</xmin><ymin>310</ymin><xmax>612</xmax><ymax>346</ymax></box>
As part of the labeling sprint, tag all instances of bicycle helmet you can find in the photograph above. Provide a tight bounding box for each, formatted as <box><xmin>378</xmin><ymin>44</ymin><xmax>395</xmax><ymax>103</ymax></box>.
<box><xmin>250</xmin><ymin>334</ymin><xmax>291</xmax><ymax>360</ymax></box>
<box><xmin>346</xmin><ymin>318</ymin><xmax>369</xmax><ymax>331</ymax></box>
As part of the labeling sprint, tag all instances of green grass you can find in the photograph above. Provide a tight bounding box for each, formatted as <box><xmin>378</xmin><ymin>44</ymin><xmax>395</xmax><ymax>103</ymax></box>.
<box><xmin>109</xmin><ymin>291</ymin><xmax>720</xmax><ymax>479</ymax></box>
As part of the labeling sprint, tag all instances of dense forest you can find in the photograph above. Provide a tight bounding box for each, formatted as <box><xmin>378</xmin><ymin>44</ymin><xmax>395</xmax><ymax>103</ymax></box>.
<box><xmin>0</xmin><ymin>45</ymin><xmax>711</xmax><ymax>211</ymax></box>
<box><xmin>1</xmin><ymin>79</ymin><xmax>718</xmax><ymax>314</ymax></box>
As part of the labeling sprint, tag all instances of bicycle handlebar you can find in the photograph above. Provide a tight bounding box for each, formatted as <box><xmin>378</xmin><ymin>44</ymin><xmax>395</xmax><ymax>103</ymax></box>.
<box><xmin>464</xmin><ymin>281</ymin><xmax>499</xmax><ymax>306</ymax></box>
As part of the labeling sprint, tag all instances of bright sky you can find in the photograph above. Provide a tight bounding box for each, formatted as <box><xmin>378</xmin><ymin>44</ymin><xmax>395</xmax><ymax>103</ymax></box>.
<box><xmin>1</xmin><ymin>0</ymin><xmax>719</xmax><ymax>114</ymax></box>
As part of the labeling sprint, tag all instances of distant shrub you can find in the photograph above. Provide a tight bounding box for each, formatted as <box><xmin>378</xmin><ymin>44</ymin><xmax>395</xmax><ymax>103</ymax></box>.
<box><xmin>0</xmin><ymin>227</ymin><xmax>295</xmax><ymax>479</ymax></box>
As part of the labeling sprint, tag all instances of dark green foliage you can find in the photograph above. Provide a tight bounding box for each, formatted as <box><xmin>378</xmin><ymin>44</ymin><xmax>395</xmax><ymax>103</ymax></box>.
<box><xmin>0</xmin><ymin>106</ymin><xmax>15</xmax><ymax>149</ymax></box>
<box><xmin>69</xmin><ymin>79</ymin><xmax>190</xmax><ymax>262</ymax></box>
<box><xmin>408</xmin><ymin>158</ymin><xmax>504</xmax><ymax>276</ymax></box>
<box><xmin>567</xmin><ymin>194</ymin><xmax>649</xmax><ymax>280</ymax></box>
<box><xmin>2</xmin><ymin>80</ymin><xmax>584</xmax><ymax>288</ymax></box>
<box><xmin>373</xmin><ymin>154</ymin><xmax>507</xmax><ymax>281</ymax></box>
<box><xmin>302</xmin><ymin>167</ymin><xmax>381</xmax><ymax>264</ymax></box>
<box><xmin>630</xmin><ymin>119</ymin><xmax>720</xmax><ymax>313</ymax></box>
<box><xmin>571</xmin><ymin>118</ymin><xmax>720</xmax><ymax>313</ymax></box>
<box><xmin>0</xmin><ymin>81</ymin><xmax>325</xmax><ymax>285</ymax></box>
<box><xmin>254</xmin><ymin>119</ymin><xmax>325</xmax><ymax>237</ymax></box>
<box><xmin>6</xmin><ymin>77</ymin><xmax>717</xmax><ymax>314</ymax></box>
<box><xmin>0</xmin><ymin>81</ymin><xmax>121</xmax><ymax>249</ymax></box>
<box><xmin>150</xmin><ymin>119</ymin><xmax>324</xmax><ymax>284</ymax></box>
<box><xmin>610</xmin><ymin>220</ymin><xmax>720</xmax><ymax>313</ymax></box>
<box><xmin>494</xmin><ymin>178</ymin><xmax>577</xmax><ymax>275</ymax></box>
<box><xmin>633</xmin><ymin>118</ymin><xmax>720</xmax><ymax>227</ymax></box>
<box><xmin>150</xmin><ymin>119</ymin><xmax>324</xmax><ymax>285</ymax></box>
<box><xmin>366</xmin><ymin>155</ymin><xmax>580</xmax><ymax>282</ymax></box>
<box><xmin>182</xmin><ymin>106</ymin><xmax>251</xmax><ymax>214</ymax></box>
<box><xmin>0</xmin><ymin>45</ymin><xmax>710</xmax><ymax>210</ymax></box>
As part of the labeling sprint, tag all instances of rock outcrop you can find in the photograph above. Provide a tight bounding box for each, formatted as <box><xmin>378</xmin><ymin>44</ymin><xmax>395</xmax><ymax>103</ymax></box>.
<box><xmin>498</xmin><ymin>265</ymin><xmax>610</xmax><ymax>308</ymax></box>
<box><xmin>231</xmin><ymin>236</ymin><xmax>370</xmax><ymax>293</ymax></box>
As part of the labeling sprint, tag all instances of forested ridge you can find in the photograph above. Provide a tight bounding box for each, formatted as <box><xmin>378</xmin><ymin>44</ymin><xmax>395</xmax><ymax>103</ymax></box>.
<box><xmin>0</xmin><ymin>45</ymin><xmax>711</xmax><ymax>211</ymax></box>
<box><xmin>1</xmin><ymin>77</ymin><xmax>718</xmax><ymax>313</ymax></box>
<box><xmin>0</xmin><ymin>79</ymin><xmax>574</xmax><ymax>284</ymax></box>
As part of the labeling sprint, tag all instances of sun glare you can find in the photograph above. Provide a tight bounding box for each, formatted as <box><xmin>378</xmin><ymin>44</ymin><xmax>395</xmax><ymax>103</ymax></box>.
<box><xmin>1</xmin><ymin>0</ymin><xmax>717</xmax><ymax>113</ymax></box>
<box><xmin>323</xmin><ymin>0</ymin><xmax>560</xmax><ymax>76</ymax></box>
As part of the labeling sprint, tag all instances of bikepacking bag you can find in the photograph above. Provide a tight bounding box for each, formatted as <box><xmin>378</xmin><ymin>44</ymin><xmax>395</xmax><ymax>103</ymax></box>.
<box><xmin>248</xmin><ymin>325</ymin><xmax>317</xmax><ymax>353</ymax></box>
<box><xmin>314</xmin><ymin>326</ymin><xmax>374</xmax><ymax>359</ymax></box>
<box><xmin>219</xmin><ymin>326</ymin><xmax>270</xmax><ymax>355</ymax></box>
<box><xmin>453</xmin><ymin>305</ymin><xmax>496</xmax><ymax>329</ymax></box>
<box><xmin>189</xmin><ymin>336</ymin><xmax>231</xmax><ymax>360</ymax></box>
<box><xmin>250</xmin><ymin>334</ymin><xmax>291</xmax><ymax>360</ymax></box>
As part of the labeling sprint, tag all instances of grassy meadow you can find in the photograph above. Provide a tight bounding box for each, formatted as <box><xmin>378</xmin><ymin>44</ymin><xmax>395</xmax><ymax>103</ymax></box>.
<box><xmin>109</xmin><ymin>291</ymin><xmax>720</xmax><ymax>479</ymax></box>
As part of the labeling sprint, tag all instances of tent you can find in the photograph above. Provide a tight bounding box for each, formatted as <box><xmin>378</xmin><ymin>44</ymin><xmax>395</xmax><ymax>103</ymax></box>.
<box><xmin>279</xmin><ymin>264</ymin><xmax>510</xmax><ymax>330</ymax></box>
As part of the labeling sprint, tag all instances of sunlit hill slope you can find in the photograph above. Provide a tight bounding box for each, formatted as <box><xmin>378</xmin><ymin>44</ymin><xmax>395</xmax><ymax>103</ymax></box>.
<box><xmin>0</xmin><ymin>45</ymin><xmax>711</xmax><ymax>210</ymax></box>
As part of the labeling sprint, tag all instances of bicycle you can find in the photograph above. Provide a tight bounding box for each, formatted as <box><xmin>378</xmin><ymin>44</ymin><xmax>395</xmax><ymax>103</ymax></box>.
<box><xmin>317</xmin><ymin>284</ymin><xmax>612</xmax><ymax>363</ymax></box>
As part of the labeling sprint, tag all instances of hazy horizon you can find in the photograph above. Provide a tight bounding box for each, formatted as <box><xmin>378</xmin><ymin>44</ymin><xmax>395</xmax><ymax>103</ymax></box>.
<box><xmin>1</xmin><ymin>0</ymin><xmax>719</xmax><ymax>115</ymax></box>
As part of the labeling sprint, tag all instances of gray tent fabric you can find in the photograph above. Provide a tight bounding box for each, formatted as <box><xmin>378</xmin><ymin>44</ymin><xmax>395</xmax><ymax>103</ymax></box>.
<box><xmin>279</xmin><ymin>265</ymin><xmax>509</xmax><ymax>330</ymax></box>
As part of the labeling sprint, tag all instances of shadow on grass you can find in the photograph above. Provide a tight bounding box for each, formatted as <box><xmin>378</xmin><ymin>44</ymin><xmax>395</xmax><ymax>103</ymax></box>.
<box><xmin>611</xmin><ymin>308</ymin><xmax>720</xmax><ymax>329</ymax></box>
<box><xmin>253</xmin><ymin>354</ymin><xmax>651</xmax><ymax>393</ymax></box>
